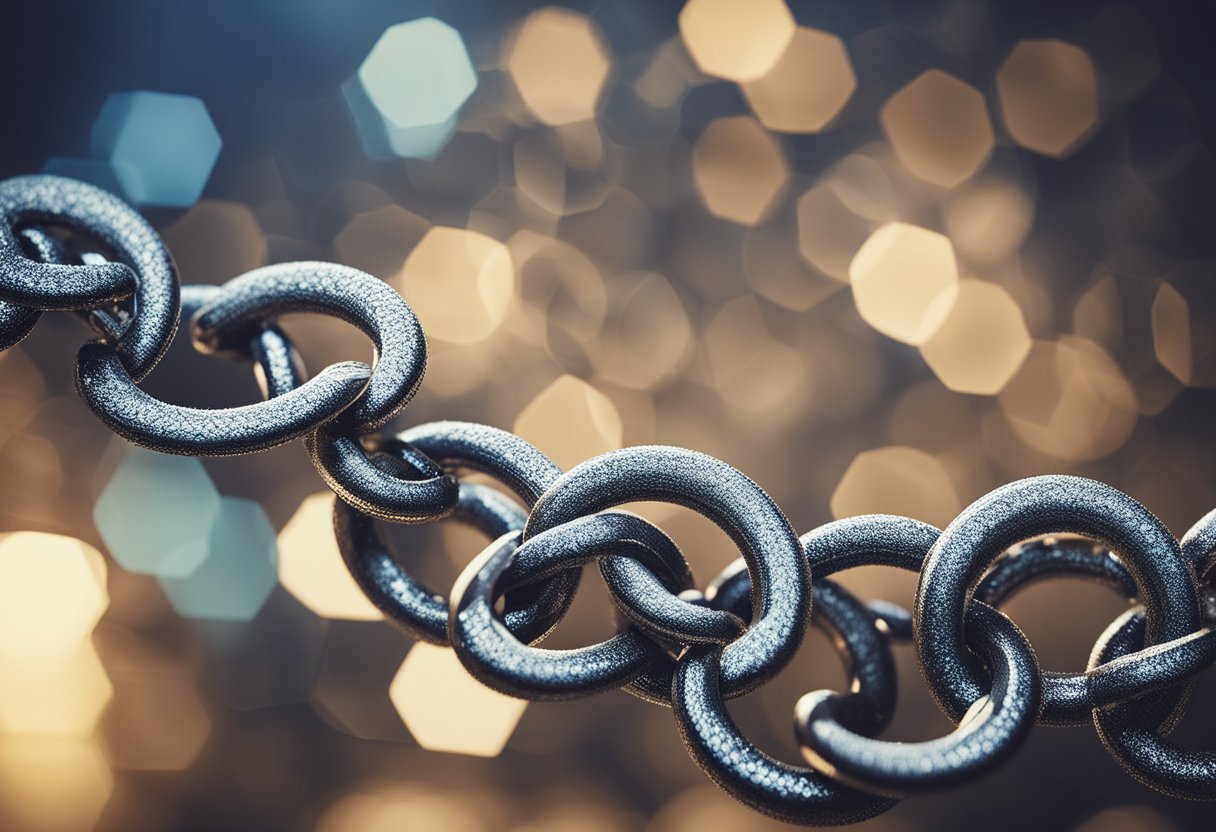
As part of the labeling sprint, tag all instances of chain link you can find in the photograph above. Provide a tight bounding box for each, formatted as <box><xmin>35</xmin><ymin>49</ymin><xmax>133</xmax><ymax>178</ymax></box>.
<box><xmin>2</xmin><ymin>174</ymin><xmax>1215</xmax><ymax>823</ymax></box>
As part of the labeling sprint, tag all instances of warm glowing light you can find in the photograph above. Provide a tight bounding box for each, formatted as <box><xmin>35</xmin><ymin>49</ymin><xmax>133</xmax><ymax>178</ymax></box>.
<box><xmin>678</xmin><ymin>0</ymin><xmax>795</xmax><ymax>82</ymax></box>
<box><xmin>100</xmin><ymin>663</ymin><xmax>211</xmax><ymax>770</ymax></box>
<box><xmin>1151</xmin><ymin>281</ymin><xmax>1192</xmax><ymax>384</ymax></box>
<box><xmin>692</xmin><ymin>116</ymin><xmax>789</xmax><ymax>225</ymax></box>
<box><xmin>90</xmin><ymin>91</ymin><xmax>222</xmax><ymax>207</ymax></box>
<box><xmin>389</xmin><ymin>643</ymin><xmax>527</xmax><ymax>757</ymax></box>
<box><xmin>880</xmin><ymin>70</ymin><xmax>994</xmax><ymax>188</ymax></box>
<box><xmin>0</xmin><ymin>642</ymin><xmax>113</xmax><ymax>738</ymax></box>
<box><xmin>513</xmin><ymin>122</ymin><xmax>613</xmax><ymax>216</ymax></box>
<box><xmin>997</xmin><ymin>337</ymin><xmax>1138</xmax><ymax>462</ymax></box>
<box><xmin>795</xmin><ymin>182</ymin><xmax>874</xmax><ymax>283</ymax></box>
<box><xmin>316</xmin><ymin>783</ymin><xmax>497</xmax><ymax>832</ymax></box>
<box><xmin>0</xmin><ymin>532</ymin><xmax>107</xmax><ymax>662</ymax></box>
<box><xmin>943</xmin><ymin>177</ymin><xmax>1034</xmax><ymax>266</ymax></box>
<box><xmin>741</xmin><ymin>28</ymin><xmax>856</xmax><ymax>133</ymax></box>
<box><xmin>586</xmin><ymin>271</ymin><xmax>692</xmax><ymax>391</ymax></box>
<box><xmin>997</xmin><ymin>39</ymin><xmax>1099</xmax><ymax>158</ymax></box>
<box><xmin>398</xmin><ymin>227</ymin><xmax>514</xmax><ymax>345</ymax></box>
<box><xmin>0</xmin><ymin>737</ymin><xmax>113</xmax><ymax>832</ymax></box>
<box><xmin>513</xmin><ymin>375</ymin><xmax>622</xmax><ymax>471</ymax></box>
<box><xmin>849</xmin><ymin>223</ymin><xmax>960</xmax><ymax>345</ymax></box>
<box><xmin>278</xmin><ymin>493</ymin><xmax>382</xmax><ymax>621</ymax></box>
<box><xmin>334</xmin><ymin>204</ymin><xmax>431</xmax><ymax>280</ymax></box>
<box><xmin>508</xmin><ymin>7</ymin><xmax>611</xmax><ymax>126</ymax></box>
<box><xmin>703</xmin><ymin>296</ymin><xmax>807</xmax><ymax>418</ymax></box>
<box><xmin>162</xmin><ymin>200</ymin><xmax>267</xmax><ymax>283</ymax></box>
<box><xmin>93</xmin><ymin>446</ymin><xmax>220</xmax><ymax>578</ymax></box>
<box><xmin>830</xmin><ymin>446</ymin><xmax>961</xmax><ymax>529</ymax></box>
<box><xmin>920</xmin><ymin>281</ymin><xmax>1032</xmax><ymax>395</ymax></box>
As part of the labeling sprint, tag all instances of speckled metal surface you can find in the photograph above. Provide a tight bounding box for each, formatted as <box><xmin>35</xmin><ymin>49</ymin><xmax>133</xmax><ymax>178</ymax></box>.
<box><xmin>74</xmin><ymin>341</ymin><xmax>372</xmax><ymax>455</ymax></box>
<box><xmin>673</xmin><ymin>645</ymin><xmax>897</xmax><ymax>826</ymax></box>
<box><xmin>306</xmin><ymin>429</ymin><xmax>458</xmax><ymax>523</ymax></box>
<box><xmin>524</xmin><ymin>446</ymin><xmax>811</xmax><ymax>698</ymax></box>
<box><xmin>1091</xmin><ymin>609</ymin><xmax>1216</xmax><ymax>799</ymax></box>
<box><xmin>0</xmin><ymin>227</ymin><xmax>64</xmax><ymax>349</ymax></box>
<box><xmin>976</xmin><ymin>536</ymin><xmax>1212</xmax><ymax>725</ymax></box>
<box><xmin>332</xmin><ymin>421</ymin><xmax>579</xmax><ymax>645</ymax></box>
<box><xmin>191</xmin><ymin>261</ymin><xmax>425</xmax><ymax>434</ymax></box>
<box><xmin>797</xmin><ymin>599</ymin><xmax>1040</xmax><ymax>797</ymax></box>
<box><xmin>0</xmin><ymin>175</ymin><xmax>178</xmax><ymax>380</ymax></box>
<box><xmin>915</xmin><ymin>475</ymin><xmax>1201</xmax><ymax>726</ymax></box>
<box><xmin>450</xmin><ymin>530</ymin><xmax>662</xmax><ymax>700</ymax></box>
<box><xmin>336</xmin><ymin>481</ymin><xmax>571</xmax><ymax>645</ymax></box>
<box><xmin>7</xmin><ymin>173</ymin><xmax>1216</xmax><ymax>825</ymax></box>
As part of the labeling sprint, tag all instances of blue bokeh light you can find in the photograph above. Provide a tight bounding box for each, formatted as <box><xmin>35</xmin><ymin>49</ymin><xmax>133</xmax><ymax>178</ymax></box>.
<box><xmin>342</xmin><ymin>18</ymin><xmax>476</xmax><ymax>160</ymax></box>
<box><xmin>158</xmin><ymin>497</ymin><xmax>279</xmax><ymax>622</ymax></box>
<box><xmin>90</xmin><ymin>91</ymin><xmax>222</xmax><ymax>207</ymax></box>
<box><xmin>93</xmin><ymin>446</ymin><xmax>221</xmax><ymax>577</ymax></box>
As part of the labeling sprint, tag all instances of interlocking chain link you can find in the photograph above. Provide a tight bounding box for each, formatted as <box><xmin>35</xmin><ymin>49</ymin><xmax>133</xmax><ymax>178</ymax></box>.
<box><xmin>2</xmin><ymin>174</ymin><xmax>1215</xmax><ymax>824</ymax></box>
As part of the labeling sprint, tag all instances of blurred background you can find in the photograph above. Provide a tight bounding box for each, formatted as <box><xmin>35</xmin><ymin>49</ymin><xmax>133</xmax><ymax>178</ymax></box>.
<box><xmin>1</xmin><ymin>0</ymin><xmax>1215</xmax><ymax>829</ymax></box>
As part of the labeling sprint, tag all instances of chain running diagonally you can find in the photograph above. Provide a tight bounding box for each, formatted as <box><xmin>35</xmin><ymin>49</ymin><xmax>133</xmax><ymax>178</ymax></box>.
<box><xmin>2</xmin><ymin>175</ymin><xmax>1215</xmax><ymax>825</ymax></box>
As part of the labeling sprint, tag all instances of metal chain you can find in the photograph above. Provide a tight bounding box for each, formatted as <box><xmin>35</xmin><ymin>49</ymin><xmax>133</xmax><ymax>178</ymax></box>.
<box><xmin>2</xmin><ymin>174</ymin><xmax>1215</xmax><ymax>824</ymax></box>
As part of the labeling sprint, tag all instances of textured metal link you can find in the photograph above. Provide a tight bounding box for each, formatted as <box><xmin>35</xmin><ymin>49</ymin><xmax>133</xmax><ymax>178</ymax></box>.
<box><xmin>2</xmin><ymin>173</ymin><xmax>1215</xmax><ymax>826</ymax></box>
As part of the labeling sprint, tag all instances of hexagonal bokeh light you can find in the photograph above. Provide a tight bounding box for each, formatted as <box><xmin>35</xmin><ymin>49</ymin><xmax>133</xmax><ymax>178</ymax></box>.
<box><xmin>278</xmin><ymin>493</ymin><xmax>382</xmax><ymax>621</ymax></box>
<box><xmin>342</xmin><ymin>18</ymin><xmax>476</xmax><ymax>160</ymax></box>
<box><xmin>997</xmin><ymin>39</ymin><xmax>1099</xmax><ymax>158</ymax></box>
<box><xmin>880</xmin><ymin>70</ymin><xmax>994</xmax><ymax>188</ymax></box>
<box><xmin>741</xmin><ymin>27</ymin><xmax>856</xmax><ymax>133</ymax></box>
<box><xmin>389</xmin><ymin>643</ymin><xmax>527</xmax><ymax>757</ymax></box>
<box><xmin>508</xmin><ymin>7</ymin><xmax>612</xmax><ymax>125</ymax></box>
<box><xmin>158</xmin><ymin>497</ymin><xmax>278</xmax><ymax>622</ymax></box>
<box><xmin>0</xmin><ymin>532</ymin><xmax>108</xmax><ymax>662</ymax></box>
<box><xmin>89</xmin><ymin>91</ymin><xmax>221</xmax><ymax>207</ymax></box>
<box><xmin>692</xmin><ymin>115</ymin><xmax>789</xmax><ymax>225</ymax></box>
<box><xmin>678</xmin><ymin>0</ymin><xmax>796</xmax><ymax>82</ymax></box>
<box><xmin>919</xmin><ymin>280</ymin><xmax>1032</xmax><ymax>395</ymax></box>
<box><xmin>93</xmin><ymin>447</ymin><xmax>221</xmax><ymax>578</ymax></box>
<box><xmin>849</xmin><ymin>222</ymin><xmax>960</xmax><ymax>345</ymax></box>
<box><xmin>513</xmin><ymin>374</ymin><xmax>622</xmax><ymax>471</ymax></box>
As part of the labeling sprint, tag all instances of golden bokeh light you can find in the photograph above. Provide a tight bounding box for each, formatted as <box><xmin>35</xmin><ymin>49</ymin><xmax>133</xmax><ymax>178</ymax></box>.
<box><xmin>703</xmin><ymin>296</ymin><xmax>808</xmax><ymax>420</ymax></box>
<box><xmin>161</xmin><ymin>199</ymin><xmax>267</xmax><ymax>282</ymax></box>
<box><xmin>398</xmin><ymin>227</ymin><xmax>514</xmax><ymax>345</ymax></box>
<box><xmin>389</xmin><ymin>643</ymin><xmax>527</xmax><ymax>758</ymax></box>
<box><xmin>995</xmin><ymin>337</ymin><xmax>1138</xmax><ymax>463</ymax></box>
<box><xmin>0</xmin><ymin>737</ymin><xmax>113</xmax><ymax>832</ymax></box>
<box><xmin>316</xmin><ymin>784</ymin><xmax>496</xmax><ymax>832</ymax></box>
<box><xmin>848</xmin><ymin>222</ymin><xmax>960</xmax><ymax>345</ymax></box>
<box><xmin>512</xmin><ymin>122</ymin><xmax>614</xmax><ymax>217</ymax></box>
<box><xmin>505</xmin><ymin>232</ymin><xmax>606</xmax><ymax>348</ymax></box>
<box><xmin>278</xmin><ymin>493</ymin><xmax>382</xmax><ymax>621</ymax></box>
<box><xmin>830</xmin><ymin>446</ymin><xmax>961</xmax><ymax>529</ymax></box>
<box><xmin>795</xmin><ymin>181</ymin><xmax>874</xmax><ymax>283</ymax></box>
<box><xmin>513</xmin><ymin>375</ymin><xmax>622</xmax><ymax>471</ymax></box>
<box><xmin>1151</xmin><ymin>280</ymin><xmax>1192</xmax><ymax>384</ymax></box>
<box><xmin>650</xmin><ymin>783</ymin><xmax>811</xmax><ymax>832</ymax></box>
<box><xmin>997</xmin><ymin>39</ymin><xmax>1100</xmax><ymax>158</ymax></box>
<box><xmin>944</xmin><ymin>176</ymin><xmax>1035</xmax><ymax>266</ymax></box>
<box><xmin>678</xmin><ymin>0</ymin><xmax>795</xmax><ymax>82</ymax></box>
<box><xmin>919</xmin><ymin>281</ymin><xmax>1032</xmax><ymax>395</ymax></box>
<box><xmin>880</xmin><ymin>69</ymin><xmax>994</xmax><ymax>188</ymax></box>
<box><xmin>100</xmin><ymin>664</ymin><xmax>211</xmax><ymax>771</ymax></box>
<box><xmin>0</xmin><ymin>532</ymin><xmax>107</xmax><ymax>663</ymax></box>
<box><xmin>334</xmin><ymin>204</ymin><xmax>431</xmax><ymax>280</ymax></box>
<box><xmin>740</xmin><ymin>27</ymin><xmax>856</xmax><ymax>133</ymax></box>
<box><xmin>586</xmin><ymin>271</ymin><xmax>692</xmax><ymax>390</ymax></box>
<box><xmin>507</xmin><ymin>7</ymin><xmax>612</xmax><ymax>126</ymax></box>
<box><xmin>1073</xmin><ymin>805</ymin><xmax>1178</xmax><ymax>832</ymax></box>
<box><xmin>0</xmin><ymin>642</ymin><xmax>113</xmax><ymax>738</ymax></box>
<box><xmin>692</xmin><ymin>115</ymin><xmax>789</xmax><ymax>225</ymax></box>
